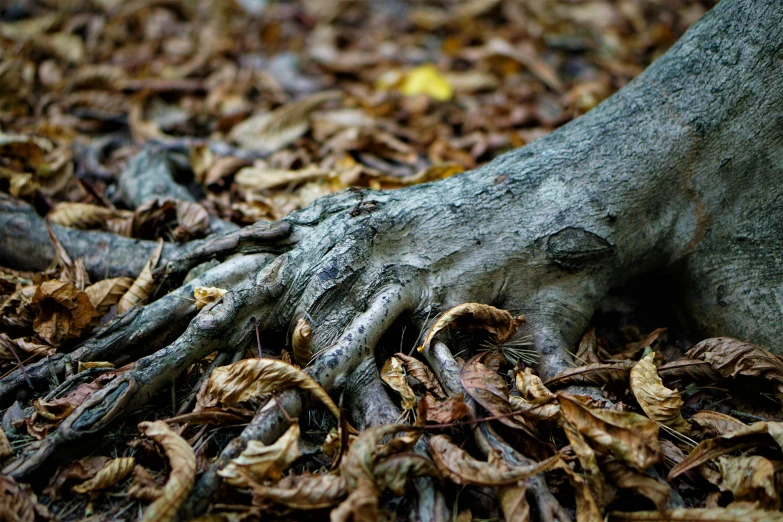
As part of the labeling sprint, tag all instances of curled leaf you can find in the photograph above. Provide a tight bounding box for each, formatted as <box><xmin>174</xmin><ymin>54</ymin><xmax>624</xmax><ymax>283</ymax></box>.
<box><xmin>608</xmin><ymin>506</ymin><xmax>783</xmax><ymax>521</ymax></box>
<box><xmin>429</xmin><ymin>434</ymin><xmax>559</xmax><ymax>486</ymax></box>
<box><xmin>117</xmin><ymin>240</ymin><xmax>163</xmax><ymax>314</ymax></box>
<box><xmin>372</xmin><ymin>453</ymin><xmax>441</xmax><ymax>495</ymax></box>
<box><xmin>418</xmin><ymin>303</ymin><xmax>524</xmax><ymax>353</ymax></box>
<box><xmin>717</xmin><ymin>455</ymin><xmax>779</xmax><ymax>509</ymax></box>
<box><xmin>554</xmin><ymin>460</ymin><xmax>602</xmax><ymax>522</ymax></box>
<box><xmin>32</xmin><ymin>280</ymin><xmax>96</xmax><ymax>345</ymax></box>
<box><xmin>219</xmin><ymin>422</ymin><xmax>301</xmax><ymax>487</ymax></box>
<box><xmin>137</xmin><ymin>420</ymin><xmax>196</xmax><ymax>522</ymax></box>
<box><xmin>381</xmin><ymin>356</ymin><xmax>416</xmax><ymax>411</ymax></box>
<box><xmin>658</xmin><ymin>359</ymin><xmax>722</xmax><ymax>386</ymax></box>
<box><xmin>395</xmin><ymin>352</ymin><xmax>446</xmax><ymax>398</ymax></box>
<box><xmin>689</xmin><ymin>411</ymin><xmax>746</xmax><ymax>440</ymax></box>
<box><xmin>72</xmin><ymin>457</ymin><xmax>135</xmax><ymax>494</ymax></box>
<box><xmin>84</xmin><ymin>277</ymin><xmax>133</xmax><ymax>317</ymax></box>
<box><xmin>603</xmin><ymin>456</ymin><xmax>670</xmax><ymax>510</ymax></box>
<box><xmin>630</xmin><ymin>352</ymin><xmax>691</xmax><ymax>434</ymax></box>
<box><xmin>193</xmin><ymin>287</ymin><xmax>227</xmax><ymax>310</ymax></box>
<box><xmin>247</xmin><ymin>472</ymin><xmax>346</xmax><ymax>509</ymax></box>
<box><xmin>545</xmin><ymin>361</ymin><xmax>634</xmax><ymax>390</ymax></box>
<box><xmin>512</xmin><ymin>367</ymin><xmax>560</xmax><ymax>421</ymax></box>
<box><xmin>423</xmin><ymin>393</ymin><xmax>470</xmax><ymax>424</ymax></box>
<box><xmin>291</xmin><ymin>317</ymin><xmax>313</xmax><ymax>367</ymax></box>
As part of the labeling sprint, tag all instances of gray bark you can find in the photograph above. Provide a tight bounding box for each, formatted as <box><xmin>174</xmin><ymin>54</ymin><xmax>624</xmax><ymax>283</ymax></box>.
<box><xmin>1</xmin><ymin>0</ymin><xmax>782</xmax><ymax>517</ymax></box>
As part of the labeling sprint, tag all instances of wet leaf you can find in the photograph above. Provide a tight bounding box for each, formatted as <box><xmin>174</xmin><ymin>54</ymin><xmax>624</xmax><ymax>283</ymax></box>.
<box><xmin>608</xmin><ymin>506</ymin><xmax>783</xmax><ymax>521</ymax></box>
<box><xmin>247</xmin><ymin>472</ymin><xmax>347</xmax><ymax>509</ymax></box>
<box><xmin>399</xmin><ymin>64</ymin><xmax>454</xmax><ymax>101</ymax></box>
<box><xmin>32</xmin><ymin>280</ymin><xmax>96</xmax><ymax>345</ymax></box>
<box><xmin>395</xmin><ymin>352</ymin><xmax>446</xmax><ymax>398</ymax></box>
<box><xmin>198</xmin><ymin>358</ymin><xmax>340</xmax><ymax>420</ymax></box>
<box><xmin>418</xmin><ymin>303</ymin><xmax>525</xmax><ymax>353</ymax></box>
<box><xmin>630</xmin><ymin>352</ymin><xmax>691</xmax><ymax>434</ymax></box>
<box><xmin>219</xmin><ymin>422</ymin><xmax>301</xmax><ymax>487</ymax></box>
<box><xmin>193</xmin><ymin>287</ymin><xmax>227</xmax><ymax>310</ymax></box>
<box><xmin>717</xmin><ymin>455</ymin><xmax>779</xmax><ymax>509</ymax></box>
<box><xmin>137</xmin><ymin>421</ymin><xmax>195</xmax><ymax>522</ymax></box>
<box><xmin>558</xmin><ymin>394</ymin><xmax>661</xmax><ymax>471</ymax></box>
<box><xmin>117</xmin><ymin>239</ymin><xmax>163</xmax><ymax>314</ymax></box>
<box><xmin>428</xmin><ymin>434</ymin><xmax>559</xmax><ymax>486</ymax></box>
<box><xmin>687</xmin><ymin>338</ymin><xmax>783</xmax><ymax>401</ymax></box>
<box><xmin>689</xmin><ymin>411</ymin><xmax>746</xmax><ymax>440</ymax></box>
<box><xmin>545</xmin><ymin>361</ymin><xmax>634</xmax><ymax>390</ymax></box>
<box><xmin>423</xmin><ymin>393</ymin><xmax>470</xmax><ymax>424</ymax></box>
<box><xmin>669</xmin><ymin>422</ymin><xmax>783</xmax><ymax>480</ymax></box>
<box><xmin>84</xmin><ymin>277</ymin><xmax>134</xmax><ymax>317</ymax></box>
<box><xmin>291</xmin><ymin>316</ymin><xmax>313</xmax><ymax>367</ymax></box>
<box><xmin>72</xmin><ymin>457</ymin><xmax>135</xmax><ymax>494</ymax></box>
<box><xmin>460</xmin><ymin>354</ymin><xmax>536</xmax><ymax>436</ymax></box>
<box><xmin>380</xmin><ymin>356</ymin><xmax>417</xmax><ymax>411</ymax></box>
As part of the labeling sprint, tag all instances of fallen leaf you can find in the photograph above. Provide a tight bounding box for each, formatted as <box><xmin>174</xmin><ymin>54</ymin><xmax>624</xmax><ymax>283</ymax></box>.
<box><xmin>399</xmin><ymin>64</ymin><xmax>454</xmax><ymax>101</ymax></box>
<box><xmin>34</xmin><ymin>382</ymin><xmax>100</xmax><ymax>422</ymax></box>
<box><xmin>429</xmin><ymin>434</ymin><xmax>559</xmax><ymax>486</ymax></box>
<box><xmin>658</xmin><ymin>359</ymin><xmax>723</xmax><ymax>386</ymax></box>
<box><xmin>84</xmin><ymin>277</ymin><xmax>134</xmax><ymax>317</ymax></box>
<box><xmin>608</xmin><ymin>506</ymin><xmax>783</xmax><ymax>521</ymax></box>
<box><xmin>717</xmin><ymin>455</ymin><xmax>779</xmax><ymax>509</ymax></box>
<box><xmin>689</xmin><ymin>411</ymin><xmax>746</xmax><ymax>440</ymax></box>
<box><xmin>47</xmin><ymin>203</ymin><xmax>131</xmax><ymax>230</ymax></box>
<box><xmin>45</xmin><ymin>456</ymin><xmax>110</xmax><ymax>499</ymax></box>
<box><xmin>630</xmin><ymin>352</ymin><xmax>691</xmax><ymax>434</ymax></box>
<box><xmin>117</xmin><ymin>239</ymin><xmax>163</xmax><ymax>314</ymax></box>
<box><xmin>193</xmin><ymin>287</ymin><xmax>227</xmax><ymax>310</ymax></box>
<box><xmin>291</xmin><ymin>316</ymin><xmax>313</xmax><ymax>366</ymax></box>
<box><xmin>372</xmin><ymin>452</ymin><xmax>441</xmax><ymax>495</ymax></box>
<box><xmin>512</xmin><ymin>367</ymin><xmax>560</xmax><ymax>421</ymax></box>
<box><xmin>423</xmin><ymin>393</ymin><xmax>470</xmax><ymax>424</ymax></box>
<box><xmin>554</xmin><ymin>460</ymin><xmax>603</xmax><ymax>522</ymax></box>
<box><xmin>419</xmin><ymin>303</ymin><xmax>524</xmax><ymax>353</ymax></box>
<box><xmin>498</xmin><ymin>485</ymin><xmax>530</xmax><ymax>522</ymax></box>
<box><xmin>394</xmin><ymin>352</ymin><xmax>446</xmax><ymax>398</ymax></box>
<box><xmin>380</xmin><ymin>356</ymin><xmax>417</xmax><ymax>411</ymax></box>
<box><xmin>603</xmin><ymin>455</ymin><xmax>671</xmax><ymax>510</ymax></box>
<box><xmin>32</xmin><ymin>280</ymin><xmax>96</xmax><ymax>345</ymax></box>
<box><xmin>218</xmin><ymin>422</ymin><xmax>301</xmax><ymax>487</ymax></box>
<box><xmin>247</xmin><ymin>472</ymin><xmax>347</xmax><ymax>509</ymax></box>
<box><xmin>558</xmin><ymin>394</ymin><xmax>661</xmax><ymax>471</ymax></box>
<box><xmin>72</xmin><ymin>457</ymin><xmax>135</xmax><ymax>494</ymax></box>
<box><xmin>137</xmin><ymin>420</ymin><xmax>196</xmax><ymax>522</ymax></box>
<box><xmin>0</xmin><ymin>426</ymin><xmax>11</xmax><ymax>459</ymax></box>
<box><xmin>545</xmin><ymin>361</ymin><xmax>634</xmax><ymax>390</ymax></box>
<box><xmin>235</xmin><ymin>163</ymin><xmax>328</xmax><ymax>191</ymax></box>
<box><xmin>0</xmin><ymin>474</ymin><xmax>51</xmax><ymax>522</ymax></box>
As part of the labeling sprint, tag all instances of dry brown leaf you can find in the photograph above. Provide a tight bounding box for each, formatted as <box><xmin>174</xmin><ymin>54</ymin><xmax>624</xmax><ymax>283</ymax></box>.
<box><xmin>32</xmin><ymin>280</ymin><xmax>96</xmax><ymax>345</ymax></box>
<box><xmin>603</xmin><ymin>456</ymin><xmax>671</xmax><ymax>510</ymax></box>
<box><xmin>687</xmin><ymin>337</ymin><xmax>783</xmax><ymax>401</ymax></box>
<box><xmin>84</xmin><ymin>277</ymin><xmax>134</xmax><ymax>317</ymax></box>
<box><xmin>291</xmin><ymin>317</ymin><xmax>312</xmax><ymax>367</ymax></box>
<box><xmin>658</xmin><ymin>359</ymin><xmax>723</xmax><ymax>386</ymax></box>
<box><xmin>690</xmin><ymin>411</ymin><xmax>747</xmax><ymax>440</ymax></box>
<box><xmin>230</xmin><ymin>91</ymin><xmax>341</xmax><ymax>152</ymax></box>
<box><xmin>428</xmin><ymin>434</ymin><xmax>559</xmax><ymax>486</ymax></box>
<box><xmin>193</xmin><ymin>287</ymin><xmax>227</xmax><ymax>310</ymax></box>
<box><xmin>717</xmin><ymin>456</ymin><xmax>779</xmax><ymax>509</ymax></box>
<box><xmin>545</xmin><ymin>361</ymin><xmax>634</xmax><ymax>390</ymax></box>
<box><xmin>218</xmin><ymin>422</ymin><xmax>301</xmax><ymax>487</ymax></box>
<box><xmin>558</xmin><ymin>394</ymin><xmax>661</xmax><ymax>471</ymax></box>
<box><xmin>77</xmin><ymin>361</ymin><xmax>114</xmax><ymax>373</ymax></box>
<box><xmin>423</xmin><ymin>393</ymin><xmax>470</xmax><ymax>424</ymax></box>
<box><xmin>394</xmin><ymin>352</ymin><xmax>446</xmax><ymax>398</ymax></box>
<box><xmin>460</xmin><ymin>354</ymin><xmax>536</xmax><ymax>436</ymax></box>
<box><xmin>127</xmin><ymin>465</ymin><xmax>163</xmax><ymax>502</ymax></box>
<box><xmin>173</xmin><ymin>201</ymin><xmax>210</xmax><ymax>241</ymax></box>
<box><xmin>198</xmin><ymin>358</ymin><xmax>340</xmax><ymax>420</ymax></box>
<box><xmin>117</xmin><ymin>239</ymin><xmax>163</xmax><ymax>314</ymax></box>
<box><xmin>668</xmin><ymin>422</ymin><xmax>783</xmax><ymax>480</ymax></box>
<box><xmin>372</xmin><ymin>453</ymin><xmax>441</xmax><ymax>495</ymax></box>
<box><xmin>72</xmin><ymin>457</ymin><xmax>135</xmax><ymax>494</ymax></box>
<box><xmin>47</xmin><ymin>203</ymin><xmax>131</xmax><ymax>229</ymax></box>
<box><xmin>34</xmin><ymin>382</ymin><xmax>100</xmax><ymax>422</ymax></box>
<box><xmin>660</xmin><ymin>440</ymin><xmax>688</xmax><ymax>468</ymax></box>
<box><xmin>247</xmin><ymin>472</ymin><xmax>347</xmax><ymax>509</ymax></box>
<box><xmin>380</xmin><ymin>356</ymin><xmax>416</xmax><ymax>411</ymax></box>
<box><xmin>630</xmin><ymin>352</ymin><xmax>691</xmax><ymax>434</ymax></box>
<box><xmin>512</xmin><ymin>367</ymin><xmax>560</xmax><ymax>421</ymax></box>
<box><xmin>561</xmin><ymin>410</ymin><xmax>615</xmax><ymax>508</ymax></box>
<box><xmin>418</xmin><ymin>303</ymin><xmax>524</xmax><ymax>353</ymax></box>
<box><xmin>44</xmin><ymin>456</ymin><xmax>109</xmax><ymax>500</ymax></box>
<box><xmin>608</xmin><ymin>506</ymin><xmax>783</xmax><ymax>521</ymax></box>
<box><xmin>498</xmin><ymin>485</ymin><xmax>530</xmax><ymax>522</ymax></box>
<box><xmin>235</xmin><ymin>163</ymin><xmax>329</xmax><ymax>191</ymax></box>
<box><xmin>137</xmin><ymin>420</ymin><xmax>196</xmax><ymax>522</ymax></box>
<box><xmin>0</xmin><ymin>474</ymin><xmax>51</xmax><ymax>522</ymax></box>
<box><xmin>555</xmin><ymin>460</ymin><xmax>603</xmax><ymax>522</ymax></box>
<box><xmin>575</xmin><ymin>327</ymin><xmax>602</xmax><ymax>364</ymax></box>
<box><xmin>0</xmin><ymin>426</ymin><xmax>11</xmax><ymax>460</ymax></box>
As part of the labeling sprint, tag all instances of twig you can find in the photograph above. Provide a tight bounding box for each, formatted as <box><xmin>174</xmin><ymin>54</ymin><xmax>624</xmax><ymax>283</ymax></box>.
<box><xmin>253</xmin><ymin>317</ymin><xmax>263</xmax><ymax>358</ymax></box>
<box><xmin>5</xmin><ymin>342</ymin><xmax>33</xmax><ymax>390</ymax></box>
<box><xmin>731</xmin><ymin>410</ymin><xmax>781</xmax><ymax>423</ymax></box>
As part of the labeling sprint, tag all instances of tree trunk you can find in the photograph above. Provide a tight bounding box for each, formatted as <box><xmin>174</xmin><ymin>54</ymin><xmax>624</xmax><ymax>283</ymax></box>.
<box><xmin>1</xmin><ymin>0</ymin><xmax>781</xmax><ymax>517</ymax></box>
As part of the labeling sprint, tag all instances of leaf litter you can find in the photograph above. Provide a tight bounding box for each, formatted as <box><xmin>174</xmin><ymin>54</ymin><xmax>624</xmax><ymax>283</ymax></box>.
<box><xmin>3</xmin><ymin>1</ymin><xmax>774</xmax><ymax>521</ymax></box>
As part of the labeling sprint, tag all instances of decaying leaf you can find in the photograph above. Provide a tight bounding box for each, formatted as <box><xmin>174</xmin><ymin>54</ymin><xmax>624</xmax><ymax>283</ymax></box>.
<box><xmin>423</xmin><ymin>393</ymin><xmax>470</xmax><ymax>424</ymax></box>
<box><xmin>291</xmin><ymin>316</ymin><xmax>313</xmax><ymax>366</ymax></box>
<box><xmin>72</xmin><ymin>457</ymin><xmax>135</xmax><ymax>494</ymax></box>
<box><xmin>418</xmin><ymin>303</ymin><xmax>524</xmax><ymax>353</ymax></box>
<box><xmin>84</xmin><ymin>277</ymin><xmax>134</xmax><ymax>317</ymax></box>
<box><xmin>395</xmin><ymin>352</ymin><xmax>446</xmax><ymax>398</ymax></box>
<box><xmin>460</xmin><ymin>354</ymin><xmax>536</xmax><ymax>436</ymax></box>
<box><xmin>173</xmin><ymin>201</ymin><xmax>210</xmax><ymax>241</ymax></box>
<box><xmin>380</xmin><ymin>356</ymin><xmax>416</xmax><ymax>411</ymax></box>
<box><xmin>717</xmin><ymin>455</ymin><xmax>779</xmax><ymax>509</ymax></box>
<box><xmin>603</xmin><ymin>456</ymin><xmax>671</xmax><ymax>510</ymax></box>
<box><xmin>512</xmin><ymin>367</ymin><xmax>560</xmax><ymax>421</ymax></box>
<box><xmin>608</xmin><ymin>506</ymin><xmax>783</xmax><ymax>521</ymax></box>
<box><xmin>689</xmin><ymin>411</ymin><xmax>746</xmax><ymax>440</ymax></box>
<box><xmin>219</xmin><ymin>422</ymin><xmax>301</xmax><ymax>487</ymax></box>
<box><xmin>137</xmin><ymin>420</ymin><xmax>196</xmax><ymax>522</ymax></box>
<box><xmin>0</xmin><ymin>474</ymin><xmax>51</xmax><ymax>522</ymax></box>
<box><xmin>429</xmin><ymin>434</ymin><xmax>559</xmax><ymax>486</ymax></box>
<box><xmin>554</xmin><ymin>460</ymin><xmax>603</xmax><ymax>522</ymax></box>
<box><xmin>668</xmin><ymin>422</ymin><xmax>783</xmax><ymax>480</ymax></box>
<box><xmin>44</xmin><ymin>456</ymin><xmax>110</xmax><ymax>499</ymax></box>
<box><xmin>247</xmin><ymin>472</ymin><xmax>347</xmax><ymax>509</ymax></box>
<box><xmin>498</xmin><ymin>485</ymin><xmax>530</xmax><ymax>522</ymax></box>
<box><xmin>34</xmin><ymin>382</ymin><xmax>100</xmax><ymax>422</ymax></box>
<box><xmin>558</xmin><ymin>394</ymin><xmax>661</xmax><ymax>471</ymax></box>
<box><xmin>117</xmin><ymin>240</ymin><xmax>163</xmax><ymax>314</ymax></box>
<box><xmin>561</xmin><ymin>412</ymin><xmax>615</xmax><ymax>508</ymax></box>
<box><xmin>0</xmin><ymin>426</ymin><xmax>11</xmax><ymax>460</ymax></box>
<box><xmin>658</xmin><ymin>359</ymin><xmax>723</xmax><ymax>386</ymax></box>
<box><xmin>32</xmin><ymin>280</ymin><xmax>96</xmax><ymax>345</ymax></box>
<box><xmin>198</xmin><ymin>358</ymin><xmax>340</xmax><ymax>420</ymax></box>
<box><xmin>630</xmin><ymin>351</ymin><xmax>691</xmax><ymax>434</ymax></box>
<box><xmin>545</xmin><ymin>361</ymin><xmax>634</xmax><ymax>390</ymax></box>
<box><xmin>193</xmin><ymin>287</ymin><xmax>227</xmax><ymax>310</ymax></box>
<box><xmin>687</xmin><ymin>337</ymin><xmax>783</xmax><ymax>401</ymax></box>
<box><xmin>372</xmin><ymin>453</ymin><xmax>441</xmax><ymax>495</ymax></box>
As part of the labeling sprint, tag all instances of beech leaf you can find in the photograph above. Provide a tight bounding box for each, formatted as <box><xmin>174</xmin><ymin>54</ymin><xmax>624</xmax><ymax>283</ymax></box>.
<box><xmin>32</xmin><ymin>280</ymin><xmax>96</xmax><ymax>345</ymax></box>
<box><xmin>380</xmin><ymin>356</ymin><xmax>417</xmax><ymax>411</ymax></box>
<box><xmin>117</xmin><ymin>239</ymin><xmax>163</xmax><ymax>314</ymax></box>
<box><xmin>247</xmin><ymin>472</ymin><xmax>347</xmax><ymax>509</ymax></box>
<box><xmin>608</xmin><ymin>506</ymin><xmax>783</xmax><ymax>522</ymax></box>
<box><xmin>84</xmin><ymin>277</ymin><xmax>133</xmax><ymax>317</ymax></box>
<box><xmin>218</xmin><ymin>422</ymin><xmax>301</xmax><ymax>487</ymax></box>
<box><xmin>193</xmin><ymin>286</ymin><xmax>227</xmax><ymax>310</ymax></box>
<box><xmin>630</xmin><ymin>352</ymin><xmax>691</xmax><ymax>434</ymax></box>
<box><xmin>545</xmin><ymin>361</ymin><xmax>634</xmax><ymax>390</ymax></box>
<box><xmin>291</xmin><ymin>316</ymin><xmax>313</xmax><ymax>366</ymax></box>
<box><xmin>72</xmin><ymin>457</ymin><xmax>135</xmax><ymax>494</ymax></box>
<box><xmin>418</xmin><ymin>303</ymin><xmax>524</xmax><ymax>353</ymax></box>
<box><xmin>717</xmin><ymin>455</ymin><xmax>779</xmax><ymax>509</ymax></box>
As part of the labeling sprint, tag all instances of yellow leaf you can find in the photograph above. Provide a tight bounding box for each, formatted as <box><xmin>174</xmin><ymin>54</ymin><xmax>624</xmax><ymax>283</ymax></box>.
<box><xmin>291</xmin><ymin>316</ymin><xmax>313</xmax><ymax>367</ymax></box>
<box><xmin>218</xmin><ymin>422</ymin><xmax>301</xmax><ymax>487</ymax></box>
<box><xmin>193</xmin><ymin>287</ymin><xmax>227</xmax><ymax>310</ymax></box>
<box><xmin>399</xmin><ymin>65</ymin><xmax>454</xmax><ymax>101</ymax></box>
<box><xmin>72</xmin><ymin>457</ymin><xmax>135</xmax><ymax>494</ymax></box>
